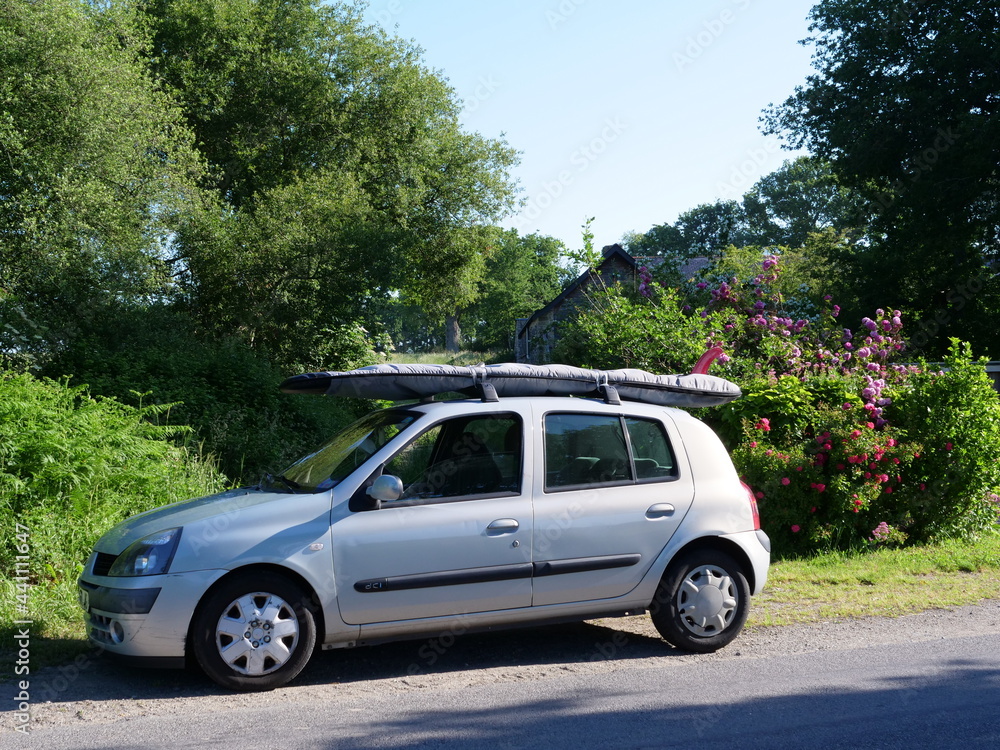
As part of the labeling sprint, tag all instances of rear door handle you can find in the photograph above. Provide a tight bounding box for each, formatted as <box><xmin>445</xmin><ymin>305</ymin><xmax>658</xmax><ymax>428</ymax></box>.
<box><xmin>646</xmin><ymin>503</ymin><xmax>675</xmax><ymax>518</ymax></box>
<box><xmin>487</xmin><ymin>518</ymin><xmax>519</xmax><ymax>534</ymax></box>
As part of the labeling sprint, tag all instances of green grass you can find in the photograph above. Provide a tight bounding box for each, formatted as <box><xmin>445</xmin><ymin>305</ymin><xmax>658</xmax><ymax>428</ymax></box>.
<box><xmin>748</xmin><ymin>530</ymin><xmax>1000</xmax><ymax>627</ymax></box>
<box><xmin>388</xmin><ymin>350</ymin><xmax>505</xmax><ymax>366</ymax></box>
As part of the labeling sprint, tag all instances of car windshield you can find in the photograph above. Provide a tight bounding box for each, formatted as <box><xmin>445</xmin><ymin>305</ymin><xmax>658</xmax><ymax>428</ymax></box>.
<box><xmin>277</xmin><ymin>410</ymin><xmax>418</xmax><ymax>492</ymax></box>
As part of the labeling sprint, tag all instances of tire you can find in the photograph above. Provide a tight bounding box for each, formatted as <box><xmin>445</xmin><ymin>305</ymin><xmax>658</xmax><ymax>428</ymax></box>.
<box><xmin>191</xmin><ymin>571</ymin><xmax>317</xmax><ymax>691</ymax></box>
<box><xmin>650</xmin><ymin>549</ymin><xmax>750</xmax><ymax>653</ymax></box>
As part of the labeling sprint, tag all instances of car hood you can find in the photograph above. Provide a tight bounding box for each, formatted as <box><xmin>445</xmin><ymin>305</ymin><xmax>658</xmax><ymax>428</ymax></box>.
<box><xmin>94</xmin><ymin>486</ymin><xmax>303</xmax><ymax>554</ymax></box>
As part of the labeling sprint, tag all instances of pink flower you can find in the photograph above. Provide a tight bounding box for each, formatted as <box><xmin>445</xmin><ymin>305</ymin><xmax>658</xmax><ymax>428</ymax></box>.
<box><xmin>842</xmin><ymin>402</ymin><xmax>853</xmax><ymax>410</ymax></box>
<box><xmin>791</xmin><ymin>525</ymin><xmax>801</xmax><ymax>533</ymax></box>
<box><xmin>756</xmin><ymin>418</ymin><xmax>771</xmax><ymax>432</ymax></box>
<box><xmin>781</xmin><ymin>477</ymin><xmax>790</xmax><ymax>485</ymax></box>
<box><xmin>749</xmin><ymin>441</ymin><xmax>758</xmax><ymax>448</ymax></box>
<box><xmin>945</xmin><ymin>442</ymin><xmax>953</xmax><ymax>451</ymax></box>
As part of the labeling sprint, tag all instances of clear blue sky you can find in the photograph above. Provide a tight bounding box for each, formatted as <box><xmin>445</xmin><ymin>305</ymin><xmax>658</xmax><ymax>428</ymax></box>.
<box><xmin>365</xmin><ymin>0</ymin><xmax>818</xmax><ymax>251</ymax></box>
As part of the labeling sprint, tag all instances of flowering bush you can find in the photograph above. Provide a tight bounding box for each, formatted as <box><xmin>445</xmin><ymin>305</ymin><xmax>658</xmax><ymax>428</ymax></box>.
<box><xmin>557</xmin><ymin>252</ymin><xmax>1000</xmax><ymax>555</ymax></box>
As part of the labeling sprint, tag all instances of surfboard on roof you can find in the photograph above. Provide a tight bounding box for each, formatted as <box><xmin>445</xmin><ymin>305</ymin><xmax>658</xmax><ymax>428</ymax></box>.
<box><xmin>279</xmin><ymin>362</ymin><xmax>741</xmax><ymax>408</ymax></box>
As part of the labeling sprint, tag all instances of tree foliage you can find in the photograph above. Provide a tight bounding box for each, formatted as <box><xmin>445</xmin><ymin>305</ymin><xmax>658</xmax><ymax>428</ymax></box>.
<box><xmin>139</xmin><ymin>0</ymin><xmax>520</xmax><ymax>367</ymax></box>
<box><xmin>1</xmin><ymin>0</ymin><xmax>526</xmax><ymax>484</ymax></box>
<box><xmin>763</xmin><ymin>0</ymin><xmax>1000</xmax><ymax>355</ymax></box>
<box><xmin>0</xmin><ymin>0</ymin><xmax>206</xmax><ymax>366</ymax></box>
<box><xmin>626</xmin><ymin>158</ymin><xmax>864</xmax><ymax>290</ymax></box>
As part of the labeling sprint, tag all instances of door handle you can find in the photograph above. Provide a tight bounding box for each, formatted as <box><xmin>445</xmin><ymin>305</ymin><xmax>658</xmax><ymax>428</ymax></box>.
<box><xmin>487</xmin><ymin>518</ymin><xmax>519</xmax><ymax>534</ymax></box>
<box><xmin>646</xmin><ymin>503</ymin><xmax>675</xmax><ymax>518</ymax></box>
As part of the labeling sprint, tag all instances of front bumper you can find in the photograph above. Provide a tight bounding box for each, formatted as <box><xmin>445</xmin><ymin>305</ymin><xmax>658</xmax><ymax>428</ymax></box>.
<box><xmin>79</xmin><ymin>568</ymin><xmax>228</xmax><ymax>662</ymax></box>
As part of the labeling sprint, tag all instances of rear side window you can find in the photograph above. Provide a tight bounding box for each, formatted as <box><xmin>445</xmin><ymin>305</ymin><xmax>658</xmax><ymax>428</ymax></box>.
<box><xmin>544</xmin><ymin>413</ymin><xmax>677</xmax><ymax>491</ymax></box>
<box><xmin>625</xmin><ymin>417</ymin><xmax>677</xmax><ymax>480</ymax></box>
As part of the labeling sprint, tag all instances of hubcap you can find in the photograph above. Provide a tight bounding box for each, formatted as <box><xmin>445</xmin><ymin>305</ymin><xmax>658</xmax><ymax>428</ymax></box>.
<box><xmin>676</xmin><ymin>564</ymin><xmax>738</xmax><ymax>636</ymax></box>
<box><xmin>215</xmin><ymin>592</ymin><xmax>300</xmax><ymax>675</ymax></box>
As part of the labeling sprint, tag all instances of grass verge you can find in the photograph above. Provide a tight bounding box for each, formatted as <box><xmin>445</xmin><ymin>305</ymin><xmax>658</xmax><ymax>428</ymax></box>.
<box><xmin>387</xmin><ymin>350</ymin><xmax>504</xmax><ymax>366</ymax></box>
<box><xmin>748</xmin><ymin>529</ymin><xmax>1000</xmax><ymax>627</ymax></box>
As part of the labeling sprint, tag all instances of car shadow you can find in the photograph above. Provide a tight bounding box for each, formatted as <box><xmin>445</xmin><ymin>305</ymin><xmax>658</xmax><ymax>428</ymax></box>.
<box><xmin>300</xmin><ymin>618</ymin><xmax>670</xmax><ymax>686</ymax></box>
<box><xmin>10</xmin><ymin>619</ymin><xmax>672</xmax><ymax>703</ymax></box>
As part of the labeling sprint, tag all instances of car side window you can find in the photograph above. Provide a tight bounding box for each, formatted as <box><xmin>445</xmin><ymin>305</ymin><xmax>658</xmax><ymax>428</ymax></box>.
<box><xmin>382</xmin><ymin>414</ymin><xmax>522</xmax><ymax>504</ymax></box>
<box><xmin>544</xmin><ymin>413</ymin><xmax>632</xmax><ymax>490</ymax></box>
<box><xmin>545</xmin><ymin>413</ymin><xmax>678</xmax><ymax>491</ymax></box>
<box><xmin>625</xmin><ymin>417</ymin><xmax>677</xmax><ymax>481</ymax></box>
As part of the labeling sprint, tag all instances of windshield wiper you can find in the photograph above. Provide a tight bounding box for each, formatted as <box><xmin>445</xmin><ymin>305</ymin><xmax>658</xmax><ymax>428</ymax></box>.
<box><xmin>263</xmin><ymin>473</ymin><xmax>302</xmax><ymax>492</ymax></box>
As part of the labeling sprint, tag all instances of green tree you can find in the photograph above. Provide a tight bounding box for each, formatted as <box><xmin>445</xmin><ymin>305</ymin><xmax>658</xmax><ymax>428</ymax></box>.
<box><xmin>0</xmin><ymin>0</ymin><xmax>207</xmax><ymax>368</ymax></box>
<box><xmin>462</xmin><ymin>231</ymin><xmax>566</xmax><ymax>354</ymax></box>
<box><xmin>763</xmin><ymin>0</ymin><xmax>1000</xmax><ymax>356</ymax></box>
<box><xmin>741</xmin><ymin>157</ymin><xmax>868</xmax><ymax>247</ymax></box>
<box><xmin>138</xmin><ymin>0</ymin><xmax>520</xmax><ymax>366</ymax></box>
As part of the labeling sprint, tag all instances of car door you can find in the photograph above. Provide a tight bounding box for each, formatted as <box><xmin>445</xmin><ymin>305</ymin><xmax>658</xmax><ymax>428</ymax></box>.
<box><xmin>332</xmin><ymin>412</ymin><xmax>533</xmax><ymax>625</ymax></box>
<box><xmin>529</xmin><ymin>404</ymin><xmax>695</xmax><ymax>606</ymax></box>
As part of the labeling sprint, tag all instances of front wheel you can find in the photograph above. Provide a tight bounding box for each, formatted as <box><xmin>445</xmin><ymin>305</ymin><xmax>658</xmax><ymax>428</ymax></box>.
<box><xmin>650</xmin><ymin>549</ymin><xmax>750</xmax><ymax>653</ymax></box>
<box><xmin>191</xmin><ymin>571</ymin><xmax>317</xmax><ymax>691</ymax></box>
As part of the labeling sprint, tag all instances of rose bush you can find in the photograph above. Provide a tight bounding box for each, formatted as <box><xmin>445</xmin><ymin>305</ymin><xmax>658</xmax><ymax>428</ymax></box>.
<box><xmin>556</xmin><ymin>253</ymin><xmax>1000</xmax><ymax>555</ymax></box>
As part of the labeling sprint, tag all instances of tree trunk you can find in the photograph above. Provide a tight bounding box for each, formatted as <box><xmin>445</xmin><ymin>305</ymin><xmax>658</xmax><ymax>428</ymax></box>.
<box><xmin>445</xmin><ymin>314</ymin><xmax>461</xmax><ymax>352</ymax></box>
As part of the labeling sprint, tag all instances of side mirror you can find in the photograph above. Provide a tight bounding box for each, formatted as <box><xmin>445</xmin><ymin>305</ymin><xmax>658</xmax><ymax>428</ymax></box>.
<box><xmin>366</xmin><ymin>474</ymin><xmax>403</xmax><ymax>504</ymax></box>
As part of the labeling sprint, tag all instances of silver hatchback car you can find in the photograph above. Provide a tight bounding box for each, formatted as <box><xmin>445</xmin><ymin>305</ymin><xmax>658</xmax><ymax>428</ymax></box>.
<box><xmin>79</xmin><ymin>363</ymin><xmax>770</xmax><ymax>691</ymax></box>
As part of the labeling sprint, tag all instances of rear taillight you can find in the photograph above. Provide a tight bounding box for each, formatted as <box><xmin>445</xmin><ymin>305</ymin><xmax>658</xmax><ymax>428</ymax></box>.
<box><xmin>742</xmin><ymin>481</ymin><xmax>761</xmax><ymax>530</ymax></box>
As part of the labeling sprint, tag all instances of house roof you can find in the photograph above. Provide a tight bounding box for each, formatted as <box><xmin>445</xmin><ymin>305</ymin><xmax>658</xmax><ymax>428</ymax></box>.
<box><xmin>517</xmin><ymin>244</ymin><xmax>634</xmax><ymax>338</ymax></box>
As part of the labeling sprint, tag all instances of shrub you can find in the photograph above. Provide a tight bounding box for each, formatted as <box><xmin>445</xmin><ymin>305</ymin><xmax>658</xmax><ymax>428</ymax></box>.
<box><xmin>556</xmin><ymin>251</ymin><xmax>1000</xmax><ymax>555</ymax></box>
<box><xmin>0</xmin><ymin>371</ymin><xmax>224</xmax><ymax>593</ymax></box>
<box><xmin>43</xmin><ymin>305</ymin><xmax>371</xmax><ymax>483</ymax></box>
<box><xmin>885</xmin><ymin>341</ymin><xmax>1000</xmax><ymax>541</ymax></box>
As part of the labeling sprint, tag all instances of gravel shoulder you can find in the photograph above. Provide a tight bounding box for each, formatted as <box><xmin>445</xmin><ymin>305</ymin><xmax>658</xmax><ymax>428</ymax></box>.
<box><xmin>6</xmin><ymin>598</ymin><xmax>1000</xmax><ymax>732</ymax></box>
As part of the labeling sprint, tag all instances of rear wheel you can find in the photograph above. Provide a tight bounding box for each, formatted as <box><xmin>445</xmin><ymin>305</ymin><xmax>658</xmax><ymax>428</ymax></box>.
<box><xmin>191</xmin><ymin>571</ymin><xmax>317</xmax><ymax>691</ymax></box>
<box><xmin>650</xmin><ymin>549</ymin><xmax>749</xmax><ymax>653</ymax></box>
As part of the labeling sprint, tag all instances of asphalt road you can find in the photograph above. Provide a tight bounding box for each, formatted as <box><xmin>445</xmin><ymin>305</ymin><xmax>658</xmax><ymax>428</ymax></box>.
<box><xmin>4</xmin><ymin>601</ymin><xmax>1000</xmax><ymax>749</ymax></box>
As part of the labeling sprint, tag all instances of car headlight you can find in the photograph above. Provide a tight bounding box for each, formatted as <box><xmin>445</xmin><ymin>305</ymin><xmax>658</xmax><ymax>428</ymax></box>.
<box><xmin>108</xmin><ymin>527</ymin><xmax>182</xmax><ymax>577</ymax></box>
